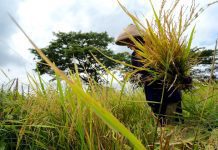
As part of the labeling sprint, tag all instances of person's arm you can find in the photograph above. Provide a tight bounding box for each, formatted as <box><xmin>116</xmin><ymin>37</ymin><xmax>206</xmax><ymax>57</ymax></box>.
<box><xmin>131</xmin><ymin>51</ymin><xmax>148</xmax><ymax>75</ymax></box>
<box><xmin>131</xmin><ymin>51</ymin><xmax>149</xmax><ymax>86</ymax></box>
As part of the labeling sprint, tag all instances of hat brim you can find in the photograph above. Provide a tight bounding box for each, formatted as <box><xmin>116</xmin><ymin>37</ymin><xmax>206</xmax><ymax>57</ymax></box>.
<box><xmin>115</xmin><ymin>38</ymin><xmax>133</xmax><ymax>46</ymax></box>
<box><xmin>115</xmin><ymin>24</ymin><xmax>145</xmax><ymax>46</ymax></box>
<box><xmin>115</xmin><ymin>35</ymin><xmax>143</xmax><ymax>46</ymax></box>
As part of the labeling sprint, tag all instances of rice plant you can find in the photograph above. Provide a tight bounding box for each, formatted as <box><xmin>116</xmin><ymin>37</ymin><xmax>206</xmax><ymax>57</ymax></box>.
<box><xmin>117</xmin><ymin>0</ymin><xmax>218</xmax><ymax>90</ymax></box>
<box><xmin>0</xmin><ymin>73</ymin><xmax>217</xmax><ymax>149</ymax></box>
<box><xmin>0</xmin><ymin>0</ymin><xmax>217</xmax><ymax>149</ymax></box>
<box><xmin>8</xmin><ymin>14</ymin><xmax>146</xmax><ymax>150</ymax></box>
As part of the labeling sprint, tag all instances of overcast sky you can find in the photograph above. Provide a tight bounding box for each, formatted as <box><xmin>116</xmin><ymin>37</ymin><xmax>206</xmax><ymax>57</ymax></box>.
<box><xmin>0</xmin><ymin>0</ymin><xmax>218</xmax><ymax>85</ymax></box>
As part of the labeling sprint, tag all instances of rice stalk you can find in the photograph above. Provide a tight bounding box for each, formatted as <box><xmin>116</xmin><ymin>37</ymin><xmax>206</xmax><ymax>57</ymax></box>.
<box><xmin>117</xmin><ymin>0</ymin><xmax>218</xmax><ymax>90</ymax></box>
<box><xmin>9</xmin><ymin>15</ymin><xmax>146</xmax><ymax>150</ymax></box>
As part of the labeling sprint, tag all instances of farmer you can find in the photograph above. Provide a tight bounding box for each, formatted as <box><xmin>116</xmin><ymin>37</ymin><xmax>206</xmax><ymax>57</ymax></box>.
<box><xmin>115</xmin><ymin>24</ymin><xmax>184</xmax><ymax>125</ymax></box>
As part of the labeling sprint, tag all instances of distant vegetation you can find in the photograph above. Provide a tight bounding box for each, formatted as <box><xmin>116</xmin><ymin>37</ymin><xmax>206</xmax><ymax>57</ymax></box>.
<box><xmin>191</xmin><ymin>47</ymin><xmax>218</xmax><ymax>80</ymax></box>
<box><xmin>30</xmin><ymin>31</ymin><xmax>131</xmax><ymax>84</ymax></box>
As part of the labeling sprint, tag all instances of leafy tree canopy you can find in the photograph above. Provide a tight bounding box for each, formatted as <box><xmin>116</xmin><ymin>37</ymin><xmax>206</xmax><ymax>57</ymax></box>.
<box><xmin>198</xmin><ymin>49</ymin><xmax>216</xmax><ymax>64</ymax></box>
<box><xmin>31</xmin><ymin>31</ymin><xmax>131</xmax><ymax>84</ymax></box>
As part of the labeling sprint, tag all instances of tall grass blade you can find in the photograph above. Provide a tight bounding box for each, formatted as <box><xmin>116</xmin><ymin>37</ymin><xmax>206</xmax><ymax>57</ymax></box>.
<box><xmin>90</xmin><ymin>52</ymin><xmax>122</xmax><ymax>86</ymax></box>
<box><xmin>36</xmin><ymin>68</ymin><xmax>46</xmax><ymax>95</ymax></box>
<box><xmin>185</xmin><ymin>26</ymin><xmax>196</xmax><ymax>60</ymax></box>
<box><xmin>0</xmin><ymin>69</ymin><xmax>10</xmax><ymax>81</ymax></box>
<box><xmin>210</xmin><ymin>39</ymin><xmax>218</xmax><ymax>82</ymax></box>
<box><xmin>9</xmin><ymin>15</ymin><xmax>146</xmax><ymax>150</ymax></box>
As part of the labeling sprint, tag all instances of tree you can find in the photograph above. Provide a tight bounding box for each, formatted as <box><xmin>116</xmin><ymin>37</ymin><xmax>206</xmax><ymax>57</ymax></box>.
<box><xmin>192</xmin><ymin>47</ymin><xmax>218</xmax><ymax>64</ymax></box>
<box><xmin>31</xmin><ymin>31</ymin><xmax>131</xmax><ymax>84</ymax></box>
<box><xmin>198</xmin><ymin>49</ymin><xmax>216</xmax><ymax>64</ymax></box>
<box><xmin>190</xmin><ymin>47</ymin><xmax>218</xmax><ymax>80</ymax></box>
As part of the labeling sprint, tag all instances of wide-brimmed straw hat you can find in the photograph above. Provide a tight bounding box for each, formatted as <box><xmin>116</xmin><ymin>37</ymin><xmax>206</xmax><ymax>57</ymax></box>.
<box><xmin>115</xmin><ymin>24</ymin><xmax>143</xmax><ymax>46</ymax></box>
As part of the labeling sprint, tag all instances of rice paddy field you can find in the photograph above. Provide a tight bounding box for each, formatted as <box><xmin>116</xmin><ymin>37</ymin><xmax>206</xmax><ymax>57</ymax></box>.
<box><xmin>1</xmin><ymin>0</ymin><xmax>218</xmax><ymax>149</ymax></box>
<box><xmin>0</xmin><ymin>75</ymin><xmax>217</xmax><ymax>149</ymax></box>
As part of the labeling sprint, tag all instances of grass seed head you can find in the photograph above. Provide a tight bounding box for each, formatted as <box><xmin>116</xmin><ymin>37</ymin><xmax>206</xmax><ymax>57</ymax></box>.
<box><xmin>118</xmin><ymin>0</ymin><xmax>218</xmax><ymax>90</ymax></box>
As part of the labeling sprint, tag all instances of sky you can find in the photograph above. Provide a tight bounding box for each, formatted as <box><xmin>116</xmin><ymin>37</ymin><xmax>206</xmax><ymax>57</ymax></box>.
<box><xmin>0</xmin><ymin>0</ymin><xmax>218</xmax><ymax>86</ymax></box>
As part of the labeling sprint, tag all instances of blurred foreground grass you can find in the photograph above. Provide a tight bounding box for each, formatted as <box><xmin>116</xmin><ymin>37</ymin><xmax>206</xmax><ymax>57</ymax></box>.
<box><xmin>4</xmin><ymin>0</ymin><xmax>218</xmax><ymax>149</ymax></box>
<box><xmin>0</xmin><ymin>76</ymin><xmax>217</xmax><ymax>150</ymax></box>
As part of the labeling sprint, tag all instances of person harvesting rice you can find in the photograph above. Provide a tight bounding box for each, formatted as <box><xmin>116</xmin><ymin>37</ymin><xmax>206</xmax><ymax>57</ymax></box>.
<box><xmin>115</xmin><ymin>24</ymin><xmax>192</xmax><ymax>125</ymax></box>
<box><xmin>112</xmin><ymin>0</ymin><xmax>218</xmax><ymax>127</ymax></box>
<box><xmin>114</xmin><ymin>0</ymin><xmax>218</xmax><ymax>126</ymax></box>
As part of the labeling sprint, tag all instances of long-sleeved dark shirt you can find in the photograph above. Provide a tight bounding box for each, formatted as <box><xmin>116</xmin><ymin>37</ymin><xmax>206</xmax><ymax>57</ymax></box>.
<box><xmin>131</xmin><ymin>51</ymin><xmax>181</xmax><ymax>104</ymax></box>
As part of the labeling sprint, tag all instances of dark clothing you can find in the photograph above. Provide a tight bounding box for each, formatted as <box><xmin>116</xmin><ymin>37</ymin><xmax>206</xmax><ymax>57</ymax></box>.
<box><xmin>131</xmin><ymin>51</ymin><xmax>183</xmax><ymax>123</ymax></box>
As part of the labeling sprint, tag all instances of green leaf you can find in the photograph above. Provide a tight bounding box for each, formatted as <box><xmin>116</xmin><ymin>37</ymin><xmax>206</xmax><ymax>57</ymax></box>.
<box><xmin>11</xmin><ymin>15</ymin><xmax>146</xmax><ymax>150</ymax></box>
<box><xmin>185</xmin><ymin>26</ymin><xmax>196</xmax><ymax>60</ymax></box>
